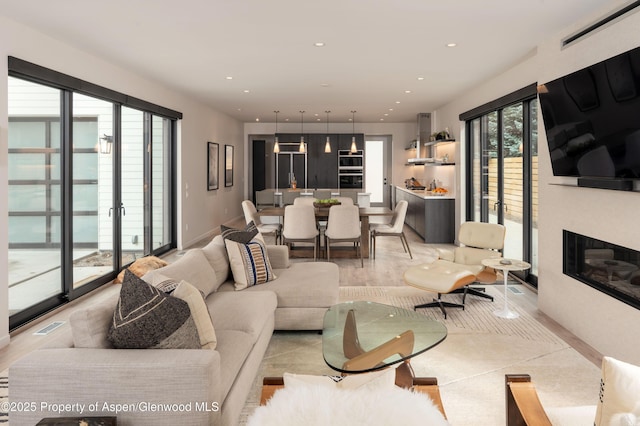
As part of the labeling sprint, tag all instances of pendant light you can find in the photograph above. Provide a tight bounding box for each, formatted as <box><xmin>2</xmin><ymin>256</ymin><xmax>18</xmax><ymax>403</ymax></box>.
<box><xmin>350</xmin><ymin>110</ymin><xmax>358</xmax><ymax>153</ymax></box>
<box><xmin>298</xmin><ymin>110</ymin><xmax>306</xmax><ymax>153</ymax></box>
<box><xmin>324</xmin><ymin>110</ymin><xmax>332</xmax><ymax>153</ymax></box>
<box><xmin>273</xmin><ymin>110</ymin><xmax>280</xmax><ymax>153</ymax></box>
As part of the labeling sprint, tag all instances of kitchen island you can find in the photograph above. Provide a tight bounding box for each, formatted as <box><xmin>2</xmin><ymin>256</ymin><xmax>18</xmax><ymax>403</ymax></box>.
<box><xmin>395</xmin><ymin>186</ymin><xmax>455</xmax><ymax>244</ymax></box>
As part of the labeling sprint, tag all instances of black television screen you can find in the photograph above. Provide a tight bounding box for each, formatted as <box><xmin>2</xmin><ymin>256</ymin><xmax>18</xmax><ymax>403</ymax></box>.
<box><xmin>538</xmin><ymin>45</ymin><xmax>640</xmax><ymax>179</ymax></box>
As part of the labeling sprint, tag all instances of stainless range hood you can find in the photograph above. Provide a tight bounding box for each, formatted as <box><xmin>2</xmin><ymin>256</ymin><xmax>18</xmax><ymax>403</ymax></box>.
<box><xmin>408</xmin><ymin>112</ymin><xmax>433</xmax><ymax>163</ymax></box>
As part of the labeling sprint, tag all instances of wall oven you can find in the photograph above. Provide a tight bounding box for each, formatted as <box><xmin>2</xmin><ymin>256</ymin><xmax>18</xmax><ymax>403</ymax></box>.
<box><xmin>339</xmin><ymin>172</ymin><xmax>363</xmax><ymax>189</ymax></box>
<box><xmin>338</xmin><ymin>150</ymin><xmax>363</xmax><ymax>169</ymax></box>
<box><xmin>338</xmin><ymin>150</ymin><xmax>363</xmax><ymax>188</ymax></box>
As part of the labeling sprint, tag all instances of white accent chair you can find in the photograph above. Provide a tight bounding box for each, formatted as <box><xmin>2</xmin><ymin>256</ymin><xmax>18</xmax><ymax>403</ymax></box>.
<box><xmin>369</xmin><ymin>200</ymin><xmax>412</xmax><ymax>260</ymax></box>
<box><xmin>403</xmin><ymin>222</ymin><xmax>505</xmax><ymax>318</ymax></box>
<box><xmin>241</xmin><ymin>200</ymin><xmax>282</xmax><ymax>244</ymax></box>
<box><xmin>282</xmin><ymin>205</ymin><xmax>320</xmax><ymax>261</ymax></box>
<box><xmin>324</xmin><ymin>204</ymin><xmax>363</xmax><ymax>267</ymax></box>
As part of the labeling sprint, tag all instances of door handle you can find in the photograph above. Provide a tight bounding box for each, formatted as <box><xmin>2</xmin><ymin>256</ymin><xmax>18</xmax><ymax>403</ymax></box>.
<box><xmin>493</xmin><ymin>201</ymin><xmax>501</xmax><ymax>211</ymax></box>
<box><xmin>109</xmin><ymin>203</ymin><xmax>126</xmax><ymax>216</ymax></box>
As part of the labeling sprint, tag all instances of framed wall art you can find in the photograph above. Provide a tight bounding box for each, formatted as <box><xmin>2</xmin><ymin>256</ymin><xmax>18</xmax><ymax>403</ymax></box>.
<box><xmin>207</xmin><ymin>142</ymin><xmax>219</xmax><ymax>190</ymax></box>
<box><xmin>225</xmin><ymin>144</ymin><xmax>234</xmax><ymax>187</ymax></box>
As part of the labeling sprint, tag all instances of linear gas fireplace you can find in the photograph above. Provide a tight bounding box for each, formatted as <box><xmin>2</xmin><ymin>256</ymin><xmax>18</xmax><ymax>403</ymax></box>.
<box><xmin>564</xmin><ymin>231</ymin><xmax>640</xmax><ymax>310</ymax></box>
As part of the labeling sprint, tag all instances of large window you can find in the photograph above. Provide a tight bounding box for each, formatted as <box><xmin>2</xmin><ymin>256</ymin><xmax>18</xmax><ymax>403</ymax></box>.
<box><xmin>8</xmin><ymin>58</ymin><xmax>181</xmax><ymax>329</ymax></box>
<box><xmin>462</xmin><ymin>84</ymin><xmax>538</xmax><ymax>285</ymax></box>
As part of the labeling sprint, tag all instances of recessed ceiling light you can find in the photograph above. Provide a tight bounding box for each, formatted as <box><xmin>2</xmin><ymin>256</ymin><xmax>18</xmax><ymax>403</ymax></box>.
<box><xmin>446</xmin><ymin>43</ymin><xmax>457</xmax><ymax>48</ymax></box>
<box><xmin>417</xmin><ymin>77</ymin><xmax>425</xmax><ymax>81</ymax></box>
<box><xmin>314</xmin><ymin>42</ymin><xmax>325</xmax><ymax>47</ymax></box>
<box><xmin>389</xmin><ymin>108</ymin><xmax>394</xmax><ymax>111</ymax></box>
<box><xmin>380</xmin><ymin>118</ymin><xmax>384</xmax><ymax>121</ymax></box>
<box><xmin>255</xmin><ymin>118</ymin><xmax>260</xmax><ymax>122</ymax></box>
<box><xmin>405</xmin><ymin>90</ymin><xmax>412</xmax><ymax>94</ymax></box>
<box><xmin>395</xmin><ymin>101</ymin><xmax>401</xmax><ymax>104</ymax></box>
<box><xmin>243</xmin><ymin>89</ymin><xmax>250</xmax><ymax>93</ymax></box>
<box><xmin>226</xmin><ymin>76</ymin><xmax>233</xmax><ymax>80</ymax></box>
<box><xmin>320</xmin><ymin>83</ymin><xmax>330</xmax><ymax>87</ymax></box>
<box><xmin>384</xmin><ymin>113</ymin><xmax>389</xmax><ymax>116</ymax></box>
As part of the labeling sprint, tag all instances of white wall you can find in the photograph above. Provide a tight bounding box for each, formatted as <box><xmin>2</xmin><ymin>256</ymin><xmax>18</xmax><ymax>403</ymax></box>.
<box><xmin>0</xmin><ymin>15</ymin><xmax>245</xmax><ymax>347</ymax></box>
<box><xmin>432</xmin><ymin>1</ymin><xmax>640</xmax><ymax>364</ymax></box>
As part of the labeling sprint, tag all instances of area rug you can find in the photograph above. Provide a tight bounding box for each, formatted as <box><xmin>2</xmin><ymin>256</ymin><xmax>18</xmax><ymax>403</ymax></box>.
<box><xmin>239</xmin><ymin>286</ymin><xmax>601</xmax><ymax>425</ymax></box>
<box><xmin>339</xmin><ymin>285</ymin><xmax>563</xmax><ymax>344</ymax></box>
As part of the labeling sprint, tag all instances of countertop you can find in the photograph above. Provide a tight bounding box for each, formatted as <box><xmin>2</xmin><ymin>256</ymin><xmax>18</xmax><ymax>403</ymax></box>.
<box><xmin>396</xmin><ymin>185</ymin><xmax>455</xmax><ymax>200</ymax></box>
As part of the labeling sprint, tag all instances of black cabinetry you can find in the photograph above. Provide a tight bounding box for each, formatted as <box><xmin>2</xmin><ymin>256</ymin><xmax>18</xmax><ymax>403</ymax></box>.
<box><xmin>307</xmin><ymin>133</ymin><xmax>338</xmax><ymax>188</ymax></box>
<box><xmin>338</xmin><ymin>134</ymin><xmax>364</xmax><ymax>151</ymax></box>
<box><xmin>395</xmin><ymin>187</ymin><xmax>454</xmax><ymax>243</ymax></box>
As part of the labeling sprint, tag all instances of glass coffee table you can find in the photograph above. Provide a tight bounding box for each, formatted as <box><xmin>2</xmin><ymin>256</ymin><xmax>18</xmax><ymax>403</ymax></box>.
<box><xmin>322</xmin><ymin>301</ymin><xmax>447</xmax><ymax>385</ymax></box>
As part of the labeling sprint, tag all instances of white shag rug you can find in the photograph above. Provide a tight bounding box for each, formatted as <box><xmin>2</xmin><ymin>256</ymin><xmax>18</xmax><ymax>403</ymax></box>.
<box><xmin>247</xmin><ymin>384</ymin><xmax>449</xmax><ymax>426</ymax></box>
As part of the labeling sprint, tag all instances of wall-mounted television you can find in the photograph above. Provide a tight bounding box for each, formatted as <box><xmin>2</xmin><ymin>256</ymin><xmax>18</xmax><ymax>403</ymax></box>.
<box><xmin>538</xmin><ymin>45</ymin><xmax>640</xmax><ymax>189</ymax></box>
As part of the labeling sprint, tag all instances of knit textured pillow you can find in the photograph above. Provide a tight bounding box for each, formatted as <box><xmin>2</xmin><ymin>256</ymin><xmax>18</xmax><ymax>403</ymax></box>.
<box><xmin>108</xmin><ymin>270</ymin><xmax>201</xmax><ymax>349</ymax></box>
<box><xmin>224</xmin><ymin>238</ymin><xmax>277</xmax><ymax>290</ymax></box>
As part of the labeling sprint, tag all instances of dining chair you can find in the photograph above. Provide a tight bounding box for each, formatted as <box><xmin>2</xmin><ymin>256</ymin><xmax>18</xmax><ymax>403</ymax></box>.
<box><xmin>314</xmin><ymin>189</ymin><xmax>332</xmax><ymax>200</ymax></box>
<box><xmin>334</xmin><ymin>196</ymin><xmax>354</xmax><ymax>206</ymax></box>
<box><xmin>369</xmin><ymin>200</ymin><xmax>412</xmax><ymax>259</ymax></box>
<box><xmin>293</xmin><ymin>197</ymin><xmax>316</xmax><ymax>206</ymax></box>
<box><xmin>324</xmin><ymin>204</ymin><xmax>363</xmax><ymax>267</ymax></box>
<box><xmin>241</xmin><ymin>200</ymin><xmax>281</xmax><ymax>244</ymax></box>
<box><xmin>282</xmin><ymin>205</ymin><xmax>320</xmax><ymax>260</ymax></box>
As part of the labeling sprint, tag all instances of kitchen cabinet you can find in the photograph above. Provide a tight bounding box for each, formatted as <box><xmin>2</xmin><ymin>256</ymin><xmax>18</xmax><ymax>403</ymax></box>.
<box><xmin>395</xmin><ymin>187</ymin><xmax>454</xmax><ymax>243</ymax></box>
<box><xmin>338</xmin><ymin>133</ymin><xmax>364</xmax><ymax>151</ymax></box>
<box><xmin>307</xmin><ymin>133</ymin><xmax>338</xmax><ymax>188</ymax></box>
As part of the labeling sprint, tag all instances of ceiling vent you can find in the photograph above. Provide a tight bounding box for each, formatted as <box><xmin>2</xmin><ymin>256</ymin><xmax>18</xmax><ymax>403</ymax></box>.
<box><xmin>563</xmin><ymin>0</ymin><xmax>640</xmax><ymax>47</ymax></box>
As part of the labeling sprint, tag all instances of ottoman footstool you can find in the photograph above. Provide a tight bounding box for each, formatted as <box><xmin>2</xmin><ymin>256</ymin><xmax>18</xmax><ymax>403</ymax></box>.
<box><xmin>403</xmin><ymin>260</ymin><xmax>477</xmax><ymax>319</ymax></box>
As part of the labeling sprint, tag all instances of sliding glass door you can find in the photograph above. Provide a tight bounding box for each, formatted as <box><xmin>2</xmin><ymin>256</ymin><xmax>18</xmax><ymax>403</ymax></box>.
<box><xmin>465</xmin><ymin>86</ymin><xmax>538</xmax><ymax>285</ymax></box>
<box><xmin>7</xmin><ymin>63</ymin><xmax>179</xmax><ymax>330</ymax></box>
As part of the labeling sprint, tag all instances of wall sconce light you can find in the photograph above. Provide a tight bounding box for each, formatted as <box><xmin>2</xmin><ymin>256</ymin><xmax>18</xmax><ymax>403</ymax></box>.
<box><xmin>99</xmin><ymin>134</ymin><xmax>113</xmax><ymax>154</ymax></box>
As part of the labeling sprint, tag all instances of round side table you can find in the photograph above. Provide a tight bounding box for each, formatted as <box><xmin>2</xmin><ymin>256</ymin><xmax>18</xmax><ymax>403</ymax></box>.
<box><xmin>481</xmin><ymin>258</ymin><xmax>531</xmax><ymax>319</ymax></box>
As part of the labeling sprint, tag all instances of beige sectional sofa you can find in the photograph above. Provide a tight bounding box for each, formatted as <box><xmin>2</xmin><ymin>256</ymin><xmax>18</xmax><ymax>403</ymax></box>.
<box><xmin>9</xmin><ymin>236</ymin><xmax>339</xmax><ymax>426</ymax></box>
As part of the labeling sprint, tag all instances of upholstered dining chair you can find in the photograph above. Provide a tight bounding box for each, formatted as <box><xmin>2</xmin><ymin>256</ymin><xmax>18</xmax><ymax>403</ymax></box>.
<box><xmin>403</xmin><ymin>222</ymin><xmax>505</xmax><ymax>318</ymax></box>
<box><xmin>333</xmin><ymin>196</ymin><xmax>354</xmax><ymax>206</ymax></box>
<box><xmin>314</xmin><ymin>189</ymin><xmax>332</xmax><ymax>200</ymax></box>
<box><xmin>369</xmin><ymin>200</ymin><xmax>411</xmax><ymax>260</ymax></box>
<box><xmin>293</xmin><ymin>196</ymin><xmax>316</xmax><ymax>206</ymax></box>
<box><xmin>324</xmin><ymin>204</ymin><xmax>363</xmax><ymax>267</ymax></box>
<box><xmin>241</xmin><ymin>200</ymin><xmax>281</xmax><ymax>244</ymax></box>
<box><xmin>282</xmin><ymin>205</ymin><xmax>320</xmax><ymax>260</ymax></box>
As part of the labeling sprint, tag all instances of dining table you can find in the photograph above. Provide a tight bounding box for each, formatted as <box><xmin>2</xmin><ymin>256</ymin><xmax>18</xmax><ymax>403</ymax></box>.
<box><xmin>258</xmin><ymin>206</ymin><xmax>393</xmax><ymax>259</ymax></box>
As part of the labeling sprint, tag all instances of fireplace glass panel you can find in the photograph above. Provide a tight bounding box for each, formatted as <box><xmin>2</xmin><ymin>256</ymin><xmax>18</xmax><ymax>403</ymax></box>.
<box><xmin>564</xmin><ymin>230</ymin><xmax>640</xmax><ymax>310</ymax></box>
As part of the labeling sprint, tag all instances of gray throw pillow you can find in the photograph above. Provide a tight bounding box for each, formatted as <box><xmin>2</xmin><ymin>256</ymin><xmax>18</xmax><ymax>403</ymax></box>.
<box><xmin>108</xmin><ymin>270</ymin><xmax>200</xmax><ymax>349</ymax></box>
<box><xmin>221</xmin><ymin>221</ymin><xmax>259</xmax><ymax>243</ymax></box>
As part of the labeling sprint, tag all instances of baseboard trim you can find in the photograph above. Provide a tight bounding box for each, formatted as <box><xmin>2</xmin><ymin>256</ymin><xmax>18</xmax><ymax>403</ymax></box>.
<box><xmin>0</xmin><ymin>333</ymin><xmax>10</xmax><ymax>350</ymax></box>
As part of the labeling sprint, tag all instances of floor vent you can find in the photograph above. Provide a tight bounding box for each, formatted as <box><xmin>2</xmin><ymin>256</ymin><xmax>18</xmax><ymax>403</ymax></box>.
<box><xmin>33</xmin><ymin>321</ymin><xmax>65</xmax><ymax>336</ymax></box>
<box><xmin>508</xmin><ymin>286</ymin><xmax>524</xmax><ymax>295</ymax></box>
<box><xmin>563</xmin><ymin>0</ymin><xmax>640</xmax><ymax>47</ymax></box>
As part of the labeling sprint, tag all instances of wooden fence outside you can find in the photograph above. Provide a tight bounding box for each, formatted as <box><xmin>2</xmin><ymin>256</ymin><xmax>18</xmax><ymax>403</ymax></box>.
<box><xmin>486</xmin><ymin>156</ymin><xmax>538</xmax><ymax>225</ymax></box>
